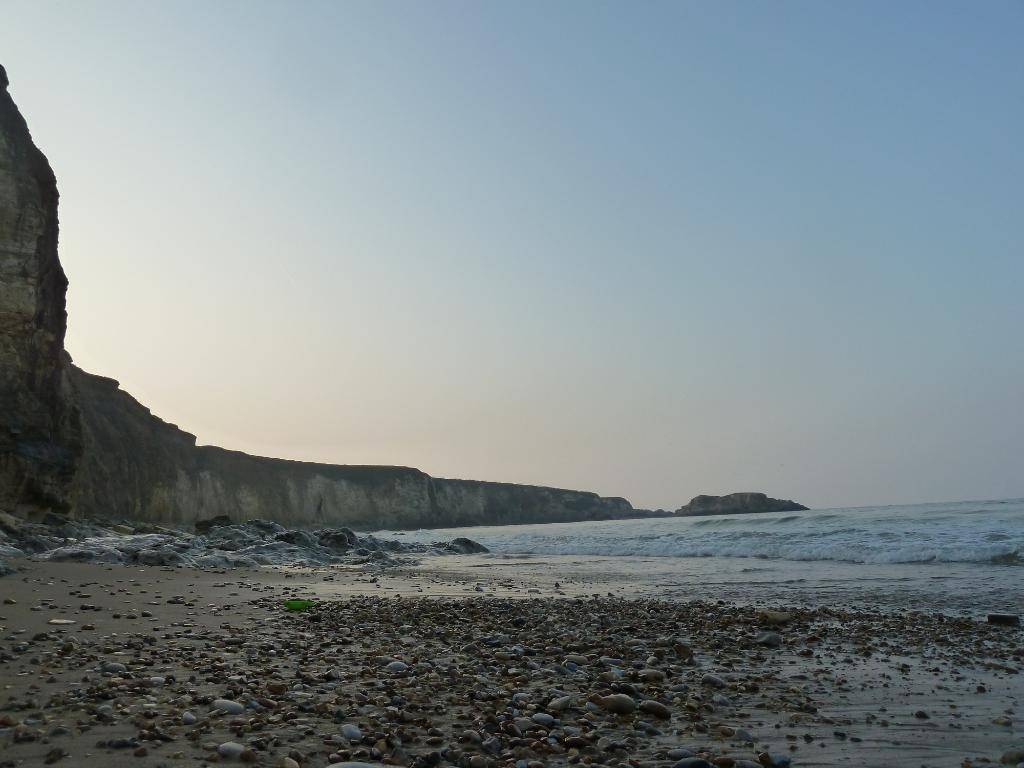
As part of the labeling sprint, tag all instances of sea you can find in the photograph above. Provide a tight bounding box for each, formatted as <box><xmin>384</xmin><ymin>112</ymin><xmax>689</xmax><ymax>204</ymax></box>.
<box><xmin>375</xmin><ymin>498</ymin><xmax>1024</xmax><ymax>616</ymax></box>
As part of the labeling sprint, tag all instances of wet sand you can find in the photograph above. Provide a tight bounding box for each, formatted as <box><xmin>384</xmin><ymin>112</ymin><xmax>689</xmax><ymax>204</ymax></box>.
<box><xmin>1</xmin><ymin>559</ymin><xmax>1022</xmax><ymax>768</ymax></box>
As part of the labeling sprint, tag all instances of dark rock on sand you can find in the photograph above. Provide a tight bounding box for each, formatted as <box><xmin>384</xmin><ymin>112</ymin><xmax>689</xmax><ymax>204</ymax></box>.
<box><xmin>6</xmin><ymin>513</ymin><xmax>486</xmax><ymax>569</ymax></box>
<box><xmin>441</xmin><ymin>537</ymin><xmax>490</xmax><ymax>554</ymax></box>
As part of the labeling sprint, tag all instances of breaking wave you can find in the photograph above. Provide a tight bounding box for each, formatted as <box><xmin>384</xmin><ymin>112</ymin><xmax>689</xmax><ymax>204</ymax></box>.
<box><xmin>395</xmin><ymin>499</ymin><xmax>1024</xmax><ymax>567</ymax></box>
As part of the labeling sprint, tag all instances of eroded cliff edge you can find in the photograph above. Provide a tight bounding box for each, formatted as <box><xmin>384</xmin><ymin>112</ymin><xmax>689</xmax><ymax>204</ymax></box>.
<box><xmin>0</xmin><ymin>66</ymin><xmax>635</xmax><ymax>530</ymax></box>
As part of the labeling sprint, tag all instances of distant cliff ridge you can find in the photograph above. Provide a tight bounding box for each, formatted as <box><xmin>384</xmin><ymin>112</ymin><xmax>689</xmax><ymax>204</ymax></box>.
<box><xmin>0</xmin><ymin>65</ymin><xmax>639</xmax><ymax>530</ymax></box>
<box><xmin>72</xmin><ymin>365</ymin><xmax>634</xmax><ymax>529</ymax></box>
<box><xmin>675</xmin><ymin>493</ymin><xmax>809</xmax><ymax>517</ymax></box>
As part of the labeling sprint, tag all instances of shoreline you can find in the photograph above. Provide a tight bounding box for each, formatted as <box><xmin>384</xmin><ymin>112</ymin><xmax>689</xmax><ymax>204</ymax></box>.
<box><xmin>1</xmin><ymin>559</ymin><xmax>1022</xmax><ymax>768</ymax></box>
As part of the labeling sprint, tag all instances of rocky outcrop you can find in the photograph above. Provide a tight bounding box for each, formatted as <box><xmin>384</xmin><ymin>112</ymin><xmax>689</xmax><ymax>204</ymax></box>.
<box><xmin>0</xmin><ymin>511</ymin><xmax>488</xmax><ymax>570</ymax></box>
<box><xmin>675</xmin><ymin>492</ymin><xmax>808</xmax><ymax>517</ymax></box>
<box><xmin>0</xmin><ymin>64</ymin><xmax>643</xmax><ymax>531</ymax></box>
<box><xmin>0</xmin><ymin>65</ymin><xmax>81</xmax><ymax>517</ymax></box>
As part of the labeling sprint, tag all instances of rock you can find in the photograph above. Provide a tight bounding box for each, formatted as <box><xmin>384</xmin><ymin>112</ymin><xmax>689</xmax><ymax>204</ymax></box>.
<box><xmin>137</xmin><ymin>548</ymin><xmax>183</xmax><ymax>566</ymax></box>
<box><xmin>218</xmin><ymin>741</ymin><xmax>246</xmax><ymax>758</ymax></box>
<box><xmin>1000</xmin><ymin>749</ymin><xmax>1024</xmax><ymax>764</ymax></box>
<box><xmin>385</xmin><ymin>660</ymin><xmax>409</xmax><ymax>672</ymax></box>
<box><xmin>440</xmin><ymin>537</ymin><xmax>489</xmax><ymax>554</ymax></box>
<box><xmin>212</xmin><ymin>699</ymin><xmax>245</xmax><ymax>715</ymax></box>
<box><xmin>667</xmin><ymin>748</ymin><xmax>695</xmax><ymax>760</ymax></box>
<box><xmin>182</xmin><ymin>711</ymin><xmax>197</xmax><ymax>725</ymax></box>
<box><xmin>531</xmin><ymin>712</ymin><xmax>555</xmax><ymax>727</ymax></box>
<box><xmin>638</xmin><ymin>699</ymin><xmax>671</xmax><ymax>719</ymax></box>
<box><xmin>674</xmin><ymin>493</ymin><xmax>808</xmax><ymax>517</ymax></box>
<box><xmin>757</xmin><ymin>610</ymin><xmax>793</xmax><ymax>626</ymax></box>
<box><xmin>195</xmin><ymin>515</ymin><xmax>233</xmax><ymax>534</ymax></box>
<box><xmin>340</xmin><ymin>723</ymin><xmax>362</xmax><ymax>741</ymax></box>
<box><xmin>548</xmin><ymin>695</ymin><xmax>573</xmax><ymax>711</ymax></box>
<box><xmin>598</xmin><ymin>694</ymin><xmax>636</xmax><ymax>714</ymax></box>
<box><xmin>755</xmin><ymin>631</ymin><xmax>782</xmax><ymax>648</ymax></box>
<box><xmin>988</xmin><ymin>613</ymin><xmax>1021</xmax><ymax>627</ymax></box>
<box><xmin>101</xmin><ymin>661</ymin><xmax>127</xmax><ymax>674</ymax></box>
<box><xmin>701</xmin><ymin>673</ymin><xmax>726</xmax><ymax>688</ymax></box>
<box><xmin>672</xmin><ymin>759</ymin><xmax>714</xmax><ymax>768</ymax></box>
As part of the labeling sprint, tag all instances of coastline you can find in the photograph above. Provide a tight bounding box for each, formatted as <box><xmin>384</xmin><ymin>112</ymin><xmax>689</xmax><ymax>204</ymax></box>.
<box><xmin>1</xmin><ymin>558</ymin><xmax>1022</xmax><ymax>768</ymax></box>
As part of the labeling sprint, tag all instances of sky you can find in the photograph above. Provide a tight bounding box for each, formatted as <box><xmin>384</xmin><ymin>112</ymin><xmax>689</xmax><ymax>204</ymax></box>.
<box><xmin>2</xmin><ymin>1</ymin><xmax>1022</xmax><ymax>510</ymax></box>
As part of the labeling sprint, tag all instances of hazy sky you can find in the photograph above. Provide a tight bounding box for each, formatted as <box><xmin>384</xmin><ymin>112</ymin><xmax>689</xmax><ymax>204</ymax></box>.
<box><xmin>3</xmin><ymin>1</ymin><xmax>1022</xmax><ymax>510</ymax></box>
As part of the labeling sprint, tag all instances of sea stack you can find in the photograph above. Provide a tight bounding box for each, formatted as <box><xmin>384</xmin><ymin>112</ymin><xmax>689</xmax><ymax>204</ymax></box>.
<box><xmin>675</xmin><ymin>492</ymin><xmax>808</xmax><ymax>517</ymax></box>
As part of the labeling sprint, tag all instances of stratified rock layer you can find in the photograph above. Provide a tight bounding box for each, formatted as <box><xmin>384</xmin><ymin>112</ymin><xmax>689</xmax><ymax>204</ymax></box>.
<box><xmin>0</xmin><ymin>65</ymin><xmax>636</xmax><ymax>530</ymax></box>
<box><xmin>0</xmin><ymin>64</ymin><xmax>81</xmax><ymax>516</ymax></box>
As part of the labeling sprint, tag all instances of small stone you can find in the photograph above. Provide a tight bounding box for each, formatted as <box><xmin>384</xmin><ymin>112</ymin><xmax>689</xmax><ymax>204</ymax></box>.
<box><xmin>182</xmin><ymin>711</ymin><xmax>197</xmax><ymax>725</ymax></box>
<box><xmin>638</xmin><ymin>699</ymin><xmax>671</xmax><ymax>719</ymax></box>
<box><xmin>755</xmin><ymin>631</ymin><xmax>782</xmax><ymax>648</ymax></box>
<box><xmin>212</xmin><ymin>699</ymin><xmax>245</xmax><ymax>715</ymax></box>
<box><xmin>385</xmin><ymin>660</ymin><xmax>408</xmax><ymax>672</ymax></box>
<box><xmin>701</xmin><ymin>673</ymin><xmax>726</xmax><ymax>688</ymax></box>
<box><xmin>599</xmin><ymin>693</ymin><xmax>636</xmax><ymax>714</ymax></box>
<box><xmin>218</xmin><ymin>741</ymin><xmax>246</xmax><ymax>758</ymax></box>
<box><xmin>672</xmin><ymin>759</ymin><xmax>713</xmax><ymax>768</ymax></box>
<box><xmin>341</xmin><ymin>723</ymin><xmax>363</xmax><ymax>741</ymax></box>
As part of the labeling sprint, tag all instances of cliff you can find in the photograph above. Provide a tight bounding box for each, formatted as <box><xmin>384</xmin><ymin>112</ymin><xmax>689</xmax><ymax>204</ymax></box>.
<box><xmin>0</xmin><ymin>64</ymin><xmax>82</xmax><ymax>516</ymax></box>
<box><xmin>0</xmin><ymin>65</ymin><xmax>636</xmax><ymax>530</ymax></box>
<box><xmin>675</xmin><ymin>492</ymin><xmax>809</xmax><ymax>517</ymax></box>
<box><xmin>70</xmin><ymin>365</ymin><xmax>633</xmax><ymax>529</ymax></box>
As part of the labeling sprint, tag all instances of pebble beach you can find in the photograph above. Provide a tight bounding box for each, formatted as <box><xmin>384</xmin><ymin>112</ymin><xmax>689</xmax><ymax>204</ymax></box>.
<box><xmin>1</xmin><ymin>559</ymin><xmax>1022</xmax><ymax>768</ymax></box>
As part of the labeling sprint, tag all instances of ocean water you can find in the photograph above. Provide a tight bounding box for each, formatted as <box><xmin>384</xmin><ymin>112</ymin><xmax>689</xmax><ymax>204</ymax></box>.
<box><xmin>376</xmin><ymin>498</ymin><xmax>1024</xmax><ymax>614</ymax></box>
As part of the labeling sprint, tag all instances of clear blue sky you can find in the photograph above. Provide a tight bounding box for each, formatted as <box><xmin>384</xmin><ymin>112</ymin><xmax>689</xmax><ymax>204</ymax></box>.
<box><xmin>3</xmin><ymin>1</ymin><xmax>1022</xmax><ymax>509</ymax></box>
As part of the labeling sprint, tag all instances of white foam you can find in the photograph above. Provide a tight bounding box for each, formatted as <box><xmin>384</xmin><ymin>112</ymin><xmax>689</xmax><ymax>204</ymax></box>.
<box><xmin>383</xmin><ymin>499</ymin><xmax>1024</xmax><ymax>566</ymax></box>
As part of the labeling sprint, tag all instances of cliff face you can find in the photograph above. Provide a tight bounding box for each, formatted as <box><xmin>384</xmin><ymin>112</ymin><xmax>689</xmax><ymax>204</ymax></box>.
<box><xmin>70</xmin><ymin>365</ymin><xmax>633</xmax><ymax>529</ymax></box>
<box><xmin>0</xmin><ymin>65</ymin><xmax>81</xmax><ymax>517</ymax></box>
<box><xmin>0</xmin><ymin>68</ymin><xmax>638</xmax><ymax>530</ymax></box>
<box><xmin>675</xmin><ymin>492</ymin><xmax>808</xmax><ymax>517</ymax></box>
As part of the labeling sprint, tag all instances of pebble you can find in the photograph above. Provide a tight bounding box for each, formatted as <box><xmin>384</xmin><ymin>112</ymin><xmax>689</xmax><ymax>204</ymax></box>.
<box><xmin>218</xmin><ymin>741</ymin><xmax>246</xmax><ymax>758</ymax></box>
<box><xmin>599</xmin><ymin>693</ymin><xmax>636</xmax><ymax>714</ymax></box>
<box><xmin>755</xmin><ymin>631</ymin><xmax>783</xmax><ymax>648</ymax></box>
<box><xmin>531</xmin><ymin>712</ymin><xmax>555</xmax><ymax>726</ymax></box>
<box><xmin>638</xmin><ymin>699</ymin><xmax>671</xmax><ymax>719</ymax></box>
<box><xmin>212</xmin><ymin>698</ymin><xmax>245</xmax><ymax>714</ymax></box>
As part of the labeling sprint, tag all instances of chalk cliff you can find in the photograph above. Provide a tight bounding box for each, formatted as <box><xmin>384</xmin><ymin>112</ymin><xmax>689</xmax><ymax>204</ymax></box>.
<box><xmin>0</xmin><ymin>66</ymin><xmax>635</xmax><ymax>530</ymax></box>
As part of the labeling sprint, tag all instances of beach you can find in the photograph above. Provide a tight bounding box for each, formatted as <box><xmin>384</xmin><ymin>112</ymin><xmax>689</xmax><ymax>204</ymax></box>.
<box><xmin>1</xmin><ymin>556</ymin><xmax>1022</xmax><ymax>768</ymax></box>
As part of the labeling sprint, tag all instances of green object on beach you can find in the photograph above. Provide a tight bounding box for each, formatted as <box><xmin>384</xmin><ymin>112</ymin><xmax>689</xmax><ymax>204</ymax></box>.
<box><xmin>283</xmin><ymin>599</ymin><xmax>315</xmax><ymax>612</ymax></box>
